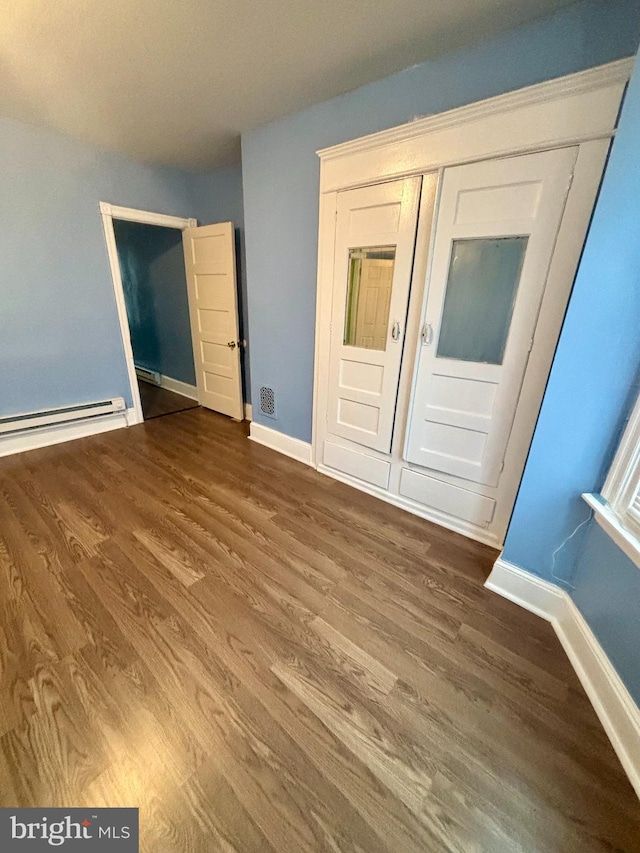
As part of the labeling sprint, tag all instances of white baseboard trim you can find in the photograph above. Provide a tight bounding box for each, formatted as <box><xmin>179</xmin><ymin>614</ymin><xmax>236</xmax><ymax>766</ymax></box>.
<box><xmin>159</xmin><ymin>374</ymin><xmax>199</xmax><ymax>401</ymax></box>
<box><xmin>245</xmin><ymin>403</ymin><xmax>253</xmax><ymax>421</ymax></box>
<box><xmin>485</xmin><ymin>559</ymin><xmax>567</xmax><ymax>621</ymax></box>
<box><xmin>486</xmin><ymin>558</ymin><xmax>640</xmax><ymax>800</ymax></box>
<box><xmin>0</xmin><ymin>408</ymin><xmax>134</xmax><ymax>458</ymax></box>
<box><xmin>559</xmin><ymin>595</ymin><xmax>640</xmax><ymax>801</ymax></box>
<box><xmin>248</xmin><ymin>422</ymin><xmax>313</xmax><ymax>466</ymax></box>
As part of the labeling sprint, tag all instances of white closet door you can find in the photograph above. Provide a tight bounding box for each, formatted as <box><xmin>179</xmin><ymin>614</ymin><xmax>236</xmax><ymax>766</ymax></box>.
<box><xmin>405</xmin><ymin>148</ymin><xmax>577</xmax><ymax>486</ymax></box>
<box><xmin>327</xmin><ymin>178</ymin><xmax>421</xmax><ymax>453</ymax></box>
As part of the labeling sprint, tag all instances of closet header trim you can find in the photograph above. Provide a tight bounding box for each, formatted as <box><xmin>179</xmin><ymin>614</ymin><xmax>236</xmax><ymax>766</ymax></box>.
<box><xmin>316</xmin><ymin>58</ymin><xmax>633</xmax><ymax>192</ymax></box>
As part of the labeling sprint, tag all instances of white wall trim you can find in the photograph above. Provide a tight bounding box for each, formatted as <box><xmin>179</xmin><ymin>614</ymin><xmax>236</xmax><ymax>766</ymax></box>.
<box><xmin>244</xmin><ymin>403</ymin><xmax>253</xmax><ymax>421</ymax></box>
<box><xmin>99</xmin><ymin>202</ymin><xmax>197</xmax><ymax>230</ymax></box>
<box><xmin>599</xmin><ymin>394</ymin><xmax>640</xmax><ymax>551</ymax></box>
<box><xmin>124</xmin><ymin>407</ymin><xmax>138</xmax><ymax>427</ymax></box>
<box><xmin>485</xmin><ymin>558</ymin><xmax>567</xmax><ymax>621</ymax></box>
<box><xmin>159</xmin><ymin>374</ymin><xmax>199</xmax><ymax>401</ymax></box>
<box><xmin>602</xmin><ymin>394</ymin><xmax>640</xmax><ymax>502</ymax></box>
<box><xmin>317</xmin><ymin>58</ymin><xmax>632</xmax><ymax>190</ymax></box>
<box><xmin>0</xmin><ymin>408</ymin><xmax>135</xmax><ymax>458</ymax></box>
<box><xmin>583</xmin><ymin>493</ymin><xmax>640</xmax><ymax>571</ymax></box>
<box><xmin>100</xmin><ymin>202</ymin><xmax>197</xmax><ymax>427</ymax></box>
<box><xmin>486</xmin><ymin>558</ymin><xmax>640</xmax><ymax>801</ymax></box>
<box><xmin>249</xmin><ymin>422</ymin><xmax>313</xmax><ymax>466</ymax></box>
<box><xmin>318</xmin><ymin>59</ymin><xmax>632</xmax><ymax>160</ymax></box>
<box><xmin>602</xmin><ymin>397</ymin><xmax>640</xmax><ymax>503</ymax></box>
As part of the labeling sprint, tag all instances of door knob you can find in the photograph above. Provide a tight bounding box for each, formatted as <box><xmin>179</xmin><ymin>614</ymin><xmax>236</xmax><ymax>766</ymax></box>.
<box><xmin>227</xmin><ymin>341</ymin><xmax>237</xmax><ymax>349</ymax></box>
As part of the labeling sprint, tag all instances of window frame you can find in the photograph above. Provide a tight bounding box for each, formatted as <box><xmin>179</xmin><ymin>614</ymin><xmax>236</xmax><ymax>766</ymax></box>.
<box><xmin>584</xmin><ymin>393</ymin><xmax>640</xmax><ymax>569</ymax></box>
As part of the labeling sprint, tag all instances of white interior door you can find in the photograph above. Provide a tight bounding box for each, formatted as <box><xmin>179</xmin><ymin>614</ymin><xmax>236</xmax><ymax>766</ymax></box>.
<box><xmin>182</xmin><ymin>222</ymin><xmax>243</xmax><ymax>420</ymax></box>
<box><xmin>353</xmin><ymin>257</ymin><xmax>394</xmax><ymax>350</ymax></box>
<box><xmin>405</xmin><ymin>148</ymin><xmax>577</xmax><ymax>486</ymax></box>
<box><xmin>327</xmin><ymin>178</ymin><xmax>421</xmax><ymax>453</ymax></box>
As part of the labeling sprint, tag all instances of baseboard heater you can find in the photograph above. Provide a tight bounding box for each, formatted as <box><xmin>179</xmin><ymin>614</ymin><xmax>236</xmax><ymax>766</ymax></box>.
<box><xmin>135</xmin><ymin>366</ymin><xmax>161</xmax><ymax>386</ymax></box>
<box><xmin>0</xmin><ymin>398</ymin><xmax>126</xmax><ymax>436</ymax></box>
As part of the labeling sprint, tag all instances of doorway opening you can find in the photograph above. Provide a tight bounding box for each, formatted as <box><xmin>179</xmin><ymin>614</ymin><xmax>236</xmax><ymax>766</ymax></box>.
<box><xmin>101</xmin><ymin>204</ymin><xmax>198</xmax><ymax>424</ymax></box>
<box><xmin>101</xmin><ymin>203</ymin><xmax>246</xmax><ymax>424</ymax></box>
<box><xmin>113</xmin><ymin>218</ymin><xmax>199</xmax><ymax>421</ymax></box>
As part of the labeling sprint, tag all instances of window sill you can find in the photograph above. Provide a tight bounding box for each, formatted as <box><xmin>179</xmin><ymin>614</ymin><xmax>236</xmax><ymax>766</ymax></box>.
<box><xmin>582</xmin><ymin>493</ymin><xmax>640</xmax><ymax>570</ymax></box>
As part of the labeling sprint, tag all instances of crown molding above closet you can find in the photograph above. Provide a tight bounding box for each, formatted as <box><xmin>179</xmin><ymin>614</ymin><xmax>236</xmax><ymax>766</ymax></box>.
<box><xmin>316</xmin><ymin>58</ymin><xmax>634</xmax><ymax>192</ymax></box>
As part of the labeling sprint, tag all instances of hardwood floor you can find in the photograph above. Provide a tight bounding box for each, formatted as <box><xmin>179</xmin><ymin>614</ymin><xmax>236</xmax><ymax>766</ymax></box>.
<box><xmin>138</xmin><ymin>381</ymin><xmax>199</xmax><ymax>419</ymax></box>
<box><xmin>0</xmin><ymin>408</ymin><xmax>638</xmax><ymax>852</ymax></box>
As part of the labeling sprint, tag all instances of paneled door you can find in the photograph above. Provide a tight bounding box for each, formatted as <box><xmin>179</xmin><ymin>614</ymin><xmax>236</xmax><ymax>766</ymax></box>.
<box><xmin>182</xmin><ymin>222</ymin><xmax>243</xmax><ymax>420</ymax></box>
<box><xmin>405</xmin><ymin>148</ymin><xmax>577</xmax><ymax>486</ymax></box>
<box><xmin>327</xmin><ymin>178</ymin><xmax>421</xmax><ymax>453</ymax></box>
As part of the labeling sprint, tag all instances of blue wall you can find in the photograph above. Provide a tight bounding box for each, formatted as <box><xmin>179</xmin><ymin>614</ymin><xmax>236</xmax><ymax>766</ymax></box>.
<box><xmin>241</xmin><ymin>0</ymin><xmax>640</xmax><ymax>442</ymax></box>
<box><xmin>114</xmin><ymin>220</ymin><xmax>196</xmax><ymax>386</ymax></box>
<box><xmin>0</xmin><ymin>117</ymin><xmax>195</xmax><ymax>414</ymax></box>
<box><xmin>190</xmin><ymin>165</ymin><xmax>250</xmax><ymax>401</ymax></box>
<box><xmin>572</xmin><ymin>524</ymin><xmax>640</xmax><ymax>705</ymax></box>
<box><xmin>503</xmin><ymin>50</ymin><xmax>640</xmax><ymax>702</ymax></box>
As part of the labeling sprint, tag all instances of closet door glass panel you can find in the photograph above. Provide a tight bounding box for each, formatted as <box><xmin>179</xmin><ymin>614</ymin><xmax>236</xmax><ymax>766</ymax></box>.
<box><xmin>326</xmin><ymin>178</ymin><xmax>421</xmax><ymax>454</ymax></box>
<box><xmin>406</xmin><ymin>147</ymin><xmax>577</xmax><ymax>487</ymax></box>
<box><xmin>437</xmin><ymin>237</ymin><xmax>527</xmax><ymax>365</ymax></box>
<box><xmin>344</xmin><ymin>247</ymin><xmax>396</xmax><ymax>351</ymax></box>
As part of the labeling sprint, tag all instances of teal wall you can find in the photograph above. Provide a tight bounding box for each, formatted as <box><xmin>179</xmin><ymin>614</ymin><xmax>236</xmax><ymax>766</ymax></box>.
<box><xmin>114</xmin><ymin>220</ymin><xmax>196</xmax><ymax>386</ymax></box>
<box><xmin>241</xmin><ymin>0</ymin><xmax>640</xmax><ymax>441</ymax></box>
<box><xmin>504</xmin><ymin>48</ymin><xmax>640</xmax><ymax>703</ymax></box>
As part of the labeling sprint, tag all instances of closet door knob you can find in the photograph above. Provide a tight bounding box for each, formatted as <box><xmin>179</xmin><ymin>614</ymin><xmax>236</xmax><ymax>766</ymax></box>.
<box><xmin>391</xmin><ymin>321</ymin><xmax>401</xmax><ymax>341</ymax></box>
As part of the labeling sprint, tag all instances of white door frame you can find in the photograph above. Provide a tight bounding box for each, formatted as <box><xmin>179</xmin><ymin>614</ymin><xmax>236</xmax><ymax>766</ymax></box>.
<box><xmin>313</xmin><ymin>58</ymin><xmax>633</xmax><ymax>546</ymax></box>
<box><xmin>100</xmin><ymin>202</ymin><xmax>197</xmax><ymax>425</ymax></box>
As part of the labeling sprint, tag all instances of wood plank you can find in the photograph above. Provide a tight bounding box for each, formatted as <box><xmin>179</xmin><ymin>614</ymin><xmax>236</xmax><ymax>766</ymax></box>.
<box><xmin>0</xmin><ymin>407</ymin><xmax>637</xmax><ymax>852</ymax></box>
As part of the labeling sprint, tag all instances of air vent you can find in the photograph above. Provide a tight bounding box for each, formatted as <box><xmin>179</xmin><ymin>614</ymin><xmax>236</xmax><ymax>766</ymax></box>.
<box><xmin>259</xmin><ymin>386</ymin><xmax>276</xmax><ymax>418</ymax></box>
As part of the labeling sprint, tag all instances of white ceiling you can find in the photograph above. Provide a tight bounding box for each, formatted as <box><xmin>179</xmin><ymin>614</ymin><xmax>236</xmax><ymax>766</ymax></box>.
<box><xmin>1</xmin><ymin>0</ymin><xmax>577</xmax><ymax>170</ymax></box>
